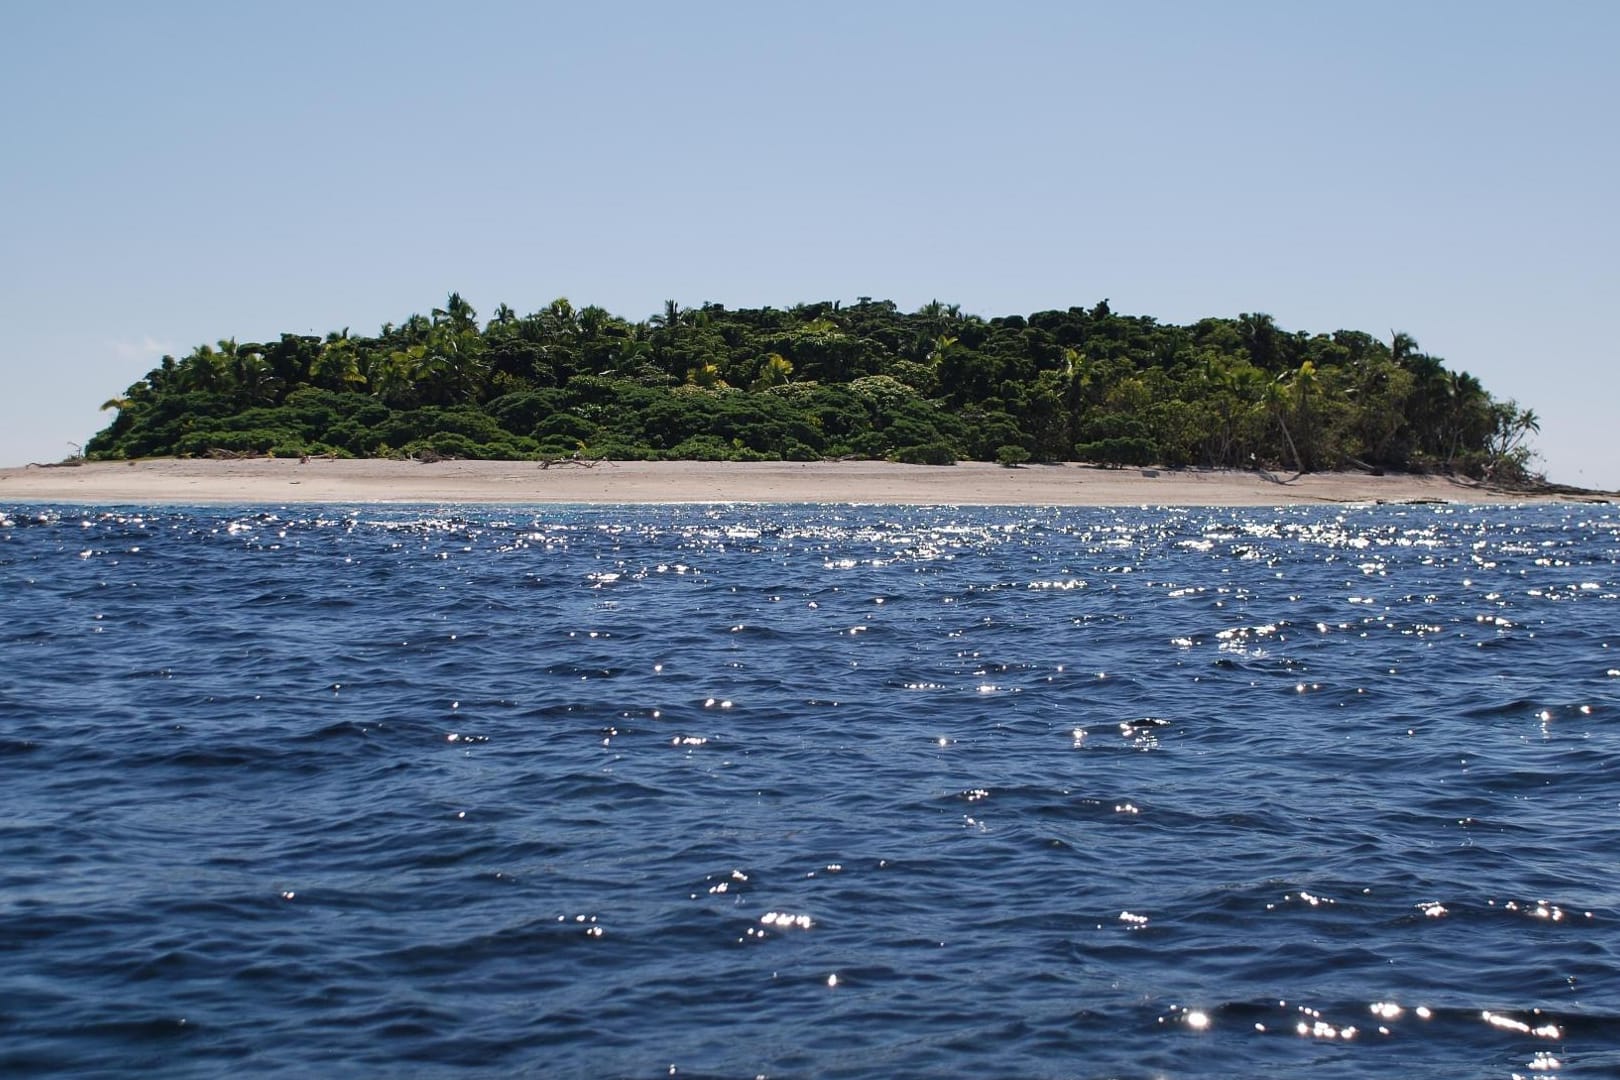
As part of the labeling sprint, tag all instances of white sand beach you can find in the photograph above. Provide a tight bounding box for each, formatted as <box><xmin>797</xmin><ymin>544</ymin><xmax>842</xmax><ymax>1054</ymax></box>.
<box><xmin>1</xmin><ymin>457</ymin><xmax>1605</xmax><ymax>506</ymax></box>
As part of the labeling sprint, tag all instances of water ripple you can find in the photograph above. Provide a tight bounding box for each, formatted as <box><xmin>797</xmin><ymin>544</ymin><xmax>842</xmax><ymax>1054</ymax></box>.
<box><xmin>2</xmin><ymin>502</ymin><xmax>1617</xmax><ymax>1076</ymax></box>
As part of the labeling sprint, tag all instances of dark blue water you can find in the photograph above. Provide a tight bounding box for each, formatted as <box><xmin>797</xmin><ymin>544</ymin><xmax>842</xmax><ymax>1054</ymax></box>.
<box><xmin>2</xmin><ymin>503</ymin><xmax>1618</xmax><ymax>1078</ymax></box>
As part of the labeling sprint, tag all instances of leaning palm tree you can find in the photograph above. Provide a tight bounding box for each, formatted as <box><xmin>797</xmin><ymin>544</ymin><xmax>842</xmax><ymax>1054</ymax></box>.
<box><xmin>1483</xmin><ymin>401</ymin><xmax>1540</xmax><ymax>482</ymax></box>
<box><xmin>1290</xmin><ymin>360</ymin><xmax>1321</xmax><ymax>470</ymax></box>
<box><xmin>1264</xmin><ymin>377</ymin><xmax>1304</xmax><ymax>475</ymax></box>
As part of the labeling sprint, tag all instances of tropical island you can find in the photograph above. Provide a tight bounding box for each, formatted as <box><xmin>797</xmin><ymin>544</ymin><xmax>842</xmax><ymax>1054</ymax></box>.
<box><xmin>86</xmin><ymin>295</ymin><xmax>1543</xmax><ymax>483</ymax></box>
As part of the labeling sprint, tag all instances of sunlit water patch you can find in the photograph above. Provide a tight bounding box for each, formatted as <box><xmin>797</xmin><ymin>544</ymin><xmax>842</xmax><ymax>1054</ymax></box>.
<box><xmin>1</xmin><ymin>502</ymin><xmax>1617</xmax><ymax>1077</ymax></box>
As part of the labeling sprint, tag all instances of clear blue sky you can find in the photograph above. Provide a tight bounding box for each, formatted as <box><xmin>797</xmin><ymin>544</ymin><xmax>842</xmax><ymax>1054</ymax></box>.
<box><xmin>3</xmin><ymin>1</ymin><xmax>1615</xmax><ymax>486</ymax></box>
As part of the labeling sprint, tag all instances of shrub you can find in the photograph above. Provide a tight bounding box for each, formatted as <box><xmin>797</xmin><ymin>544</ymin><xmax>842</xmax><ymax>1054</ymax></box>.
<box><xmin>175</xmin><ymin>427</ymin><xmax>291</xmax><ymax>456</ymax></box>
<box><xmin>845</xmin><ymin>431</ymin><xmax>891</xmax><ymax>459</ymax></box>
<box><xmin>486</xmin><ymin>389</ymin><xmax>567</xmax><ymax>436</ymax></box>
<box><xmin>419</xmin><ymin>434</ymin><xmax>464</xmax><ymax>459</ymax></box>
<box><xmin>409</xmin><ymin>432</ymin><xmax>483</xmax><ymax>459</ymax></box>
<box><xmin>375</xmin><ymin>406</ymin><xmax>503</xmax><ymax>447</ymax></box>
<box><xmin>535</xmin><ymin>437</ymin><xmax>584</xmax><ymax>458</ymax></box>
<box><xmin>586</xmin><ymin>440</ymin><xmax>658</xmax><ymax>461</ymax></box>
<box><xmin>665</xmin><ymin>435</ymin><xmax>736</xmax><ymax>461</ymax></box>
<box><xmin>533</xmin><ymin>412</ymin><xmax>599</xmax><ymax>442</ymax></box>
<box><xmin>895</xmin><ymin>442</ymin><xmax>956</xmax><ymax>465</ymax></box>
<box><xmin>1074</xmin><ymin>436</ymin><xmax>1158</xmax><ymax>467</ymax></box>
<box><xmin>961</xmin><ymin>409</ymin><xmax>1028</xmax><ymax>460</ymax></box>
<box><xmin>321</xmin><ymin>419</ymin><xmax>374</xmax><ymax>455</ymax></box>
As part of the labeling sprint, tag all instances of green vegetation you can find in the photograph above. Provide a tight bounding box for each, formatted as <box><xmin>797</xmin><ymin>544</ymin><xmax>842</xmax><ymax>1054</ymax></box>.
<box><xmin>87</xmin><ymin>294</ymin><xmax>1542</xmax><ymax>481</ymax></box>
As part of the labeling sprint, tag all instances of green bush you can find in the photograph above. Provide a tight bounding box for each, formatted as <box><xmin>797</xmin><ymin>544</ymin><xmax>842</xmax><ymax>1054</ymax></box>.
<box><xmin>963</xmin><ymin>410</ymin><xmax>1028</xmax><ymax>460</ymax></box>
<box><xmin>321</xmin><ymin>418</ymin><xmax>374</xmax><ymax>455</ymax></box>
<box><xmin>845</xmin><ymin>431</ymin><xmax>890</xmax><ymax>458</ymax></box>
<box><xmin>586</xmin><ymin>440</ymin><xmax>659</xmax><ymax>461</ymax></box>
<box><xmin>535</xmin><ymin>437</ymin><xmax>585</xmax><ymax>458</ymax></box>
<box><xmin>895</xmin><ymin>442</ymin><xmax>956</xmax><ymax>465</ymax></box>
<box><xmin>411</xmin><ymin>432</ymin><xmax>482</xmax><ymax>459</ymax></box>
<box><xmin>533</xmin><ymin>412</ymin><xmax>599</xmax><ymax>442</ymax></box>
<box><xmin>374</xmin><ymin>406</ymin><xmax>503</xmax><ymax>447</ymax></box>
<box><xmin>665</xmin><ymin>435</ymin><xmax>736</xmax><ymax>461</ymax></box>
<box><xmin>487</xmin><ymin>389</ymin><xmax>567</xmax><ymax>436</ymax></box>
<box><xmin>424</xmin><ymin>432</ymin><xmax>539</xmax><ymax>460</ymax></box>
<box><xmin>1074</xmin><ymin>436</ymin><xmax>1158</xmax><ymax>467</ymax></box>
<box><xmin>175</xmin><ymin>427</ymin><xmax>292</xmax><ymax>456</ymax></box>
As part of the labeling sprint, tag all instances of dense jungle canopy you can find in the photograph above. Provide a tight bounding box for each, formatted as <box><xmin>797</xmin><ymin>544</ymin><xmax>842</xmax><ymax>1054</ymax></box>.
<box><xmin>87</xmin><ymin>294</ymin><xmax>1541</xmax><ymax>479</ymax></box>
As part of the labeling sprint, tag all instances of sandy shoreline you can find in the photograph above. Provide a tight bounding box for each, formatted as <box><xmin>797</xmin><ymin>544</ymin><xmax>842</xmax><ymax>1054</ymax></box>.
<box><xmin>1</xmin><ymin>457</ymin><xmax>1607</xmax><ymax>507</ymax></box>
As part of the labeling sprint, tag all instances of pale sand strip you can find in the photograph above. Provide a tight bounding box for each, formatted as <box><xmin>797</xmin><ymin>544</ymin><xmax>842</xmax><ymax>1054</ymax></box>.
<box><xmin>0</xmin><ymin>458</ymin><xmax>1601</xmax><ymax>506</ymax></box>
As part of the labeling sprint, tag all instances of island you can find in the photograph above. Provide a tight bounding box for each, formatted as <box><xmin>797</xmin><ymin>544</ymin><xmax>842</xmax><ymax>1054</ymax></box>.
<box><xmin>83</xmin><ymin>295</ymin><xmax>1543</xmax><ymax>486</ymax></box>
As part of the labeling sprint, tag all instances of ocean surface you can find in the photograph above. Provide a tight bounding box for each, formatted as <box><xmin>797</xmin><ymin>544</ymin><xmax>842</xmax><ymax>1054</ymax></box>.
<box><xmin>2</xmin><ymin>502</ymin><xmax>1617</xmax><ymax>1079</ymax></box>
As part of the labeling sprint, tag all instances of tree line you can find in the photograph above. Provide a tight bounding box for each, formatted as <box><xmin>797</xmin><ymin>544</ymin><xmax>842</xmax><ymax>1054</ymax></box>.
<box><xmin>87</xmin><ymin>294</ymin><xmax>1541</xmax><ymax>480</ymax></box>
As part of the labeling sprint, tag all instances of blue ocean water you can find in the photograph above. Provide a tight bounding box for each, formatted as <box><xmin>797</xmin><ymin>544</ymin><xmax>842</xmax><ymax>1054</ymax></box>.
<box><xmin>1</xmin><ymin>502</ymin><xmax>1617</xmax><ymax>1079</ymax></box>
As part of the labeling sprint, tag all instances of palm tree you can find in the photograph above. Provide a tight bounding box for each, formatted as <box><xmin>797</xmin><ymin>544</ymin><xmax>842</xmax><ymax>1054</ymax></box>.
<box><xmin>432</xmin><ymin>292</ymin><xmax>479</xmax><ymax>334</ymax></box>
<box><xmin>176</xmin><ymin>343</ymin><xmax>229</xmax><ymax>393</ymax></box>
<box><xmin>686</xmin><ymin>361</ymin><xmax>726</xmax><ymax>389</ymax></box>
<box><xmin>1443</xmin><ymin>371</ymin><xmax>1492</xmax><ymax>465</ymax></box>
<box><xmin>1484</xmin><ymin>401</ymin><xmax>1540</xmax><ymax>481</ymax></box>
<box><xmin>606</xmin><ymin>338</ymin><xmax>654</xmax><ymax>377</ymax></box>
<box><xmin>543</xmin><ymin>297</ymin><xmax>577</xmax><ymax>337</ymax></box>
<box><xmin>415</xmin><ymin>323</ymin><xmax>489</xmax><ymax>405</ymax></box>
<box><xmin>313</xmin><ymin>332</ymin><xmax>364</xmax><ymax>390</ymax></box>
<box><xmin>918</xmin><ymin>299</ymin><xmax>949</xmax><ymax>338</ymax></box>
<box><xmin>577</xmin><ymin>305</ymin><xmax>613</xmax><ymax>341</ymax></box>
<box><xmin>751</xmin><ymin>353</ymin><xmax>793</xmax><ymax>390</ymax></box>
<box><xmin>1239</xmin><ymin>312</ymin><xmax>1282</xmax><ymax>371</ymax></box>
<box><xmin>1264</xmin><ymin>376</ymin><xmax>1303</xmax><ymax>474</ymax></box>
<box><xmin>1390</xmin><ymin>331</ymin><xmax>1420</xmax><ymax>367</ymax></box>
<box><xmin>369</xmin><ymin>349</ymin><xmax>420</xmax><ymax>408</ymax></box>
<box><xmin>233</xmin><ymin>349</ymin><xmax>278</xmax><ymax>405</ymax></box>
<box><xmin>1195</xmin><ymin>352</ymin><xmax>1256</xmax><ymax>467</ymax></box>
<box><xmin>650</xmin><ymin>300</ymin><xmax>685</xmax><ymax>334</ymax></box>
<box><xmin>1401</xmin><ymin>351</ymin><xmax>1451</xmax><ymax>457</ymax></box>
<box><xmin>1290</xmin><ymin>360</ymin><xmax>1321</xmax><ymax>469</ymax></box>
<box><xmin>397</xmin><ymin>313</ymin><xmax>432</xmax><ymax>345</ymax></box>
